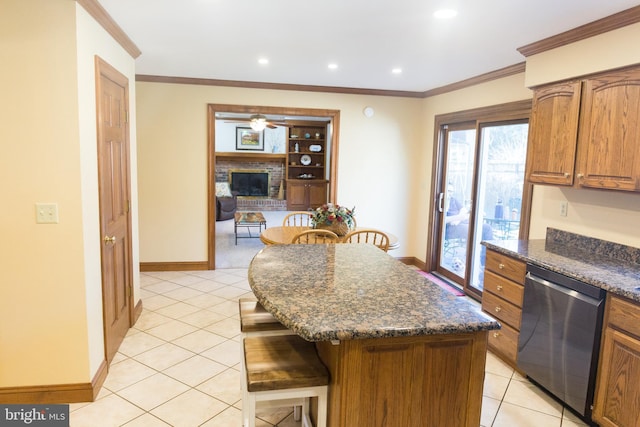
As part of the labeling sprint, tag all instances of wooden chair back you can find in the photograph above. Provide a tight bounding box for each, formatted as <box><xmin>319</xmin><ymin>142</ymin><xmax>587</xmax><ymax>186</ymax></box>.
<box><xmin>291</xmin><ymin>229</ymin><xmax>340</xmax><ymax>244</ymax></box>
<box><xmin>343</xmin><ymin>229</ymin><xmax>390</xmax><ymax>252</ymax></box>
<box><xmin>282</xmin><ymin>211</ymin><xmax>314</xmax><ymax>227</ymax></box>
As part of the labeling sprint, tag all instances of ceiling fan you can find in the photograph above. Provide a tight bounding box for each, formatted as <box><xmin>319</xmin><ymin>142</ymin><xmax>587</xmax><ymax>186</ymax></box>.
<box><xmin>221</xmin><ymin>114</ymin><xmax>290</xmax><ymax>131</ymax></box>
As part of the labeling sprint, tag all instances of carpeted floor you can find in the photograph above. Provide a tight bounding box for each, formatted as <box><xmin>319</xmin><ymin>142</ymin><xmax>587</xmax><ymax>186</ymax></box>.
<box><xmin>215</xmin><ymin>210</ymin><xmax>291</xmax><ymax>269</ymax></box>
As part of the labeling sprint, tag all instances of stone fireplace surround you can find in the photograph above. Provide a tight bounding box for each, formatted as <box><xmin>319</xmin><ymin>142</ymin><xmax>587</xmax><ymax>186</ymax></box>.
<box><xmin>215</xmin><ymin>157</ymin><xmax>287</xmax><ymax>211</ymax></box>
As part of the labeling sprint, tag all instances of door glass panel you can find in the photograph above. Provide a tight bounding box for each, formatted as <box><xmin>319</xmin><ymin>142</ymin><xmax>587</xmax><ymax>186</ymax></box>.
<box><xmin>469</xmin><ymin>123</ymin><xmax>528</xmax><ymax>293</ymax></box>
<box><xmin>438</xmin><ymin>128</ymin><xmax>476</xmax><ymax>281</ymax></box>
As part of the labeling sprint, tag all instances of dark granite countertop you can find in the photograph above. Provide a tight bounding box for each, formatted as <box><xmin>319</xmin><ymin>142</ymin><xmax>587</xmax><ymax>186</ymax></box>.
<box><xmin>248</xmin><ymin>244</ymin><xmax>499</xmax><ymax>342</ymax></box>
<box><xmin>482</xmin><ymin>228</ymin><xmax>640</xmax><ymax>302</ymax></box>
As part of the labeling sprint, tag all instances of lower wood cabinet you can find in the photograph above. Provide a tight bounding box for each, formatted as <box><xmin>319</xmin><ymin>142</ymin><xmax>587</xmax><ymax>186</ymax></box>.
<box><xmin>481</xmin><ymin>250</ymin><xmax>525</xmax><ymax>368</ymax></box>
<box><xmin>593</xmin><ymin>294</ymin><xmax>640</xmax><ymax>427</ymax></box>
<box><xmin>315</xmin><ymin>332</ymin><xmax>488</xmax><ymax>427</ymax></box>
<box><xmin>286</xmin><ymin>179</ymin><xmax>327</xmax><ymax>210</ymax></box>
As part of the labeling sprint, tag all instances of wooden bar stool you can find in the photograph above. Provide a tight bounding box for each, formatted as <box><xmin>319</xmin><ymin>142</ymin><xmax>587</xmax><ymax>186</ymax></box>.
<box><xmin>243</xmin><ymin>335</ymin><xmax>329</xmax><ymax>427</ymax></box>
<box><xmin>239</xmin><ymin>298</ymin><xmax>303</xmax><ymax>420</ymax></box>
<box><xmin>239</xmin><ymin>298</ymin><xmax>291</xmax><ymax>338</ymax></box>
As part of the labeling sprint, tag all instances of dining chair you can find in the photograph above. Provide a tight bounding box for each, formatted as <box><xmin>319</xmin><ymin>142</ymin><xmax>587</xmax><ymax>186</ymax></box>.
<box><xmin>291</xmin><ymin>229</ymin><xmax>340</xmax><ymax>244</ymax></box>
<box><xmin>282</xmin><ymin>211</ymin><xmax>314</xmax><ymax>227</ymax></box>
<box><xmin>343</xmin><ymin>229</ymin><xmax>390</xmax><ymax>252</ymax></box>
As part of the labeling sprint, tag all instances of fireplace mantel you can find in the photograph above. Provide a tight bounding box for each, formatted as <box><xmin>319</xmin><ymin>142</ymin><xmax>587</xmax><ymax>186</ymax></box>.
<box><xmin>215</xmin><ymin>152</ymin><xmax>286</xmax><ymax>162</ymax></box>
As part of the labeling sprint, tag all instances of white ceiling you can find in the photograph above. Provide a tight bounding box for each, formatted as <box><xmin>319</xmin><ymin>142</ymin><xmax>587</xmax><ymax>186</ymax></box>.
<box><xmin>98</xmin><ymin>0</ymin><xmax>639</xmax><ymax>93</ymax></box>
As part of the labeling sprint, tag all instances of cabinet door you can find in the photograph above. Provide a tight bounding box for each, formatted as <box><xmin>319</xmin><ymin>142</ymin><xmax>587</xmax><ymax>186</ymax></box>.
<box><xmin>307</xmin><ymin>182</ymin><xmax>327</xmax><ymax>209</ymax></box>
<box><xmin>577</xmin><ymin>68</ymin><xmax>640</xmax><ymax>191</ymax></box>
<box><xmin>526</xmin><ymin>81</ymin><xmax>581</xmax><ymax>186</ymax></box>
<box><xmin>286</xmin><ymin>182</ymin><xmax>308</xmax><ymax>210</ymax></box>
<box><xmin>593</xmin><ymin>328</ymin><xmax>640</xmax><ymax>427</ymax></box>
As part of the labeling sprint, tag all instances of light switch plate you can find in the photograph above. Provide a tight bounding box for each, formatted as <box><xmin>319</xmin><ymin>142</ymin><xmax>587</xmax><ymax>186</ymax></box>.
<box><xmin>36</xmin><ymin>203</ymin><xmax>59</xmax><ymax>224</ymax></box>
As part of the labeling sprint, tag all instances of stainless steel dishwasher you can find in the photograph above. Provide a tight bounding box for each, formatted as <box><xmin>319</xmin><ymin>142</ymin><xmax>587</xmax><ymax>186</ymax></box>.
<box><xmin>517</xmin><ymin>263</ymin><xmax>606</xmax><ymax>422</ymax></box>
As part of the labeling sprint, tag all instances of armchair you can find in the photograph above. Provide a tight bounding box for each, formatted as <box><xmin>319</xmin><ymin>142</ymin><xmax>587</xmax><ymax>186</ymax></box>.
<box><xmin>215</xmin><ymin>182</ymin><xmax>238</xmax><ymax>221</ymax></box>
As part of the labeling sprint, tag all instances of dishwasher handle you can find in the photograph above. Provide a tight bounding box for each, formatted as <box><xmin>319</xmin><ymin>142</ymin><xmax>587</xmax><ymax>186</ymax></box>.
<box><xmin>526</xmin><ymin>272</ymin><xmax>604</xmax><ymax>307</ymax></box>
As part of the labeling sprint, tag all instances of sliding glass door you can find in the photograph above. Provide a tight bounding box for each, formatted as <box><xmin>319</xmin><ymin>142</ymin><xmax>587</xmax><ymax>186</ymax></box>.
<box><xmin>433</xmin><ymin>117</ymin><xmax>529</xmax><ymax>297</ymax></box>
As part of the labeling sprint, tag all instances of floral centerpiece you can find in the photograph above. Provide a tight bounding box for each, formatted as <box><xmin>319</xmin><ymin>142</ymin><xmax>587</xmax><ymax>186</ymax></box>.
<box><xmin>311</xmin><ymin>203</ymin><xmax>355</xmax><ymax>236</ymax></box>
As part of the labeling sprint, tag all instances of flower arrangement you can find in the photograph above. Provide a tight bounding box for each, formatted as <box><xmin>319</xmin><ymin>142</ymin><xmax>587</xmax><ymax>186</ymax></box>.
<box><xmin>311</xmin><ymin>203</ymin><xmax>355</xmax><ymax>236</ymax></box>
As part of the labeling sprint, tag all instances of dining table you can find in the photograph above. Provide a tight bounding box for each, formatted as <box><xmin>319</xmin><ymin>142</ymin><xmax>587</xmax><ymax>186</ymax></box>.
<box><xmin>259</xmin><ymin>225</ymin><xmax>400</xmax><ymax>249</ymax></box>
<box><xmin>248</xmin><ymin>244</ymin><xmax>500</xmax><ymax>426</ymax></box>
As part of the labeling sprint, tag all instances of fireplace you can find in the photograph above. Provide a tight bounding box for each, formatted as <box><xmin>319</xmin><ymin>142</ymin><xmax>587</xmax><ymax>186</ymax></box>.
<box><xmin>229</xmin><ymin>169</ymin><xmax>270</xmax><ymax>197</ymax></box>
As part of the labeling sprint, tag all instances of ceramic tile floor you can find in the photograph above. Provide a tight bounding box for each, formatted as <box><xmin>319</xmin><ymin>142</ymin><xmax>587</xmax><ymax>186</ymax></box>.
<box><xmin>69</xmin><ymin>269</ymin><xmax>589</xmax><ymax>427</ymax></box>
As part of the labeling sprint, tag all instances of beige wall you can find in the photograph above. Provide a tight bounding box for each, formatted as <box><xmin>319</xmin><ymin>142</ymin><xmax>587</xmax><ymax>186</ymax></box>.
<box><xmin>0</xmin><ymin>0</ymin><xmax>138</xmax><ymax>388</ymax></box>
<box><xmin>525</xmin><ymin>23</ymin><xmax>640</xmax><ymax>247</ymax></box>
<box><xmin>136</xmin><ymin>83</ymin><xmax>422</xmax><ymax>261</ymax></box>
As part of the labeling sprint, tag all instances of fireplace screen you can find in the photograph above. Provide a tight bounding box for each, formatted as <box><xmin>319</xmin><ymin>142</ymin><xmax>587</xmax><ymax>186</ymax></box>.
<box><xmin>229</xmin><ymin>170</ymin><xmax>270</xmax><ymax>197</ymax></box>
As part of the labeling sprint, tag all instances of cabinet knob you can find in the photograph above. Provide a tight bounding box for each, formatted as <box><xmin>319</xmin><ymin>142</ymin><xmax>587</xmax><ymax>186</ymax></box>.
<box><xmin>564</xmin><ymin>172</ymin><xmax>570</xmax><ymax>178</ymax></box>
<box><xmin>577</xmin><ymin>173</ymin><xmax>584</xmax><ymax>179</ymax></box>
<box><xmin>496</xmin><ymin>285</ymin><xmax>503</xmax><ymax>291</ymax></box>
<box><xmin>494</xmin><ymin>306</ymin><xmax>502</xmax><ymax>313</ymax></box>
<box><xmin>498</xmin><ymin>263</ymin><xmax>505</xmax><ymax>269</ymax></box>
<box><xmin>493</xmin><ymin>332</ymin><xmax>500</xmax><ymax>338</ymax></box>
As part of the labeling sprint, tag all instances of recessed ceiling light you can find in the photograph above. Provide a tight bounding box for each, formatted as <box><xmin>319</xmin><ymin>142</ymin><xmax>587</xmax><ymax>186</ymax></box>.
<box><xmin>434</xmin><ymin>9</ymin><xmax>457</xmax><ymax>19</ymax></box>
<box><xmin>392</xmin><ymin>68</ymin><xmax>402</xmax><ymax>74</ymax></box>
<box><xmin>258</xmin><ymin>58</ymin><xmax>269</xmax><ymax>65</ymax></box>
<box><xmin>328</xmin><ymin>63</ymin><xmax>338</xmax><ymax>70</ymax></box>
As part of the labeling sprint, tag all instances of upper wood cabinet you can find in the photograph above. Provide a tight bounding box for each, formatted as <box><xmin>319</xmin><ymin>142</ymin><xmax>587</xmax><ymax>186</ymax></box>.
<box><xmin>526</xmin><ymin>81</ymin><xmax>581</xmax><ymax>186</ymax></box>
<box><xmin>526</xmin><ymin>66</ymin><xmax>640</xmax><ymax>192</ymax></box>
<box><xmin>577</xmin><ymin>68</ymin><xmax>640</xmax><ymax>191</ymax></box>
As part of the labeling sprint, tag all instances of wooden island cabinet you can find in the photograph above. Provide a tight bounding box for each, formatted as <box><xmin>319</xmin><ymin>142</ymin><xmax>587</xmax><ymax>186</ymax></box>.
<box><xmin>526</xmin><ymin>65</ymin><xmax>640</xmax><ymax>192</ymax></box>
<box><xmin>593</xmin><ymin>294</ymin><xmax>640</xmax><ymax>427</ymax></box>
<box><xmin>249</xmin><ymin>244</ymin><xmax>500</xmax><ymax>427</ymax></box>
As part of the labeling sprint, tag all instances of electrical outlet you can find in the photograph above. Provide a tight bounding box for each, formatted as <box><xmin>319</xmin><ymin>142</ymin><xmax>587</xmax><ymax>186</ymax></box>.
<box><xmin>35</xmin><ymin>203</ymin><xmax>59</xmax><ymax>224</ymax></box>
<box><xmin>559</xmin><ymin>201</ymin><xmax>568</xmax><ymax>217</ymax></box>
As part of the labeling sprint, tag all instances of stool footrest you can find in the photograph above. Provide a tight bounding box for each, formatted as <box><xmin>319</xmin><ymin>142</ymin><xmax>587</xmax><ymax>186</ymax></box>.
<box><xmin>244</xmin><ymin>335</ymin><xmax>329</xmax><ymax>392</ymax></box>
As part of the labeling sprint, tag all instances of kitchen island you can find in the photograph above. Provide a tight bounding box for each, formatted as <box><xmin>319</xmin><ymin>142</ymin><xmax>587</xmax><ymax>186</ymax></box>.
<box><xmin>248</xmin><ymin>244</ymin><xmax>500</xmax><ymax>427</ymax></box>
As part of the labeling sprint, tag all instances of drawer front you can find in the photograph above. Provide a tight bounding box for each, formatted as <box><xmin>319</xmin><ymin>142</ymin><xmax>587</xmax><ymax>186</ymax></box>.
<box><xmin>484</xmin><ymin>271</ymin><xmax>524</xmax><ymax>308</ymax></box>
<box><xmin>607</xmin><ymin>294</ymin><xmax>640</xmax><ymax>338</ymax></box>
<box><xmin>486</xmin><ymin>250</ymin><xmax>526</xmax><ymax>284</ymax></box>
<box><xmin>487</xmin><ymin>322</ymin><xmax>519</xmax><ymax>364</ymax></box>
<box><xmin>482</xmin><ymin>291</ymin><xmax>522</xmax><ymax>330</ymax></box>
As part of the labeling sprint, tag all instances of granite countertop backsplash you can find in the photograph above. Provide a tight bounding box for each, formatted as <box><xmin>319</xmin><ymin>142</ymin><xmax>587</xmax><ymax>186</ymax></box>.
<box><xmin>482</xmin><ymin>228</ymin><xmax>640</xmax><ymax>302</ymax></box>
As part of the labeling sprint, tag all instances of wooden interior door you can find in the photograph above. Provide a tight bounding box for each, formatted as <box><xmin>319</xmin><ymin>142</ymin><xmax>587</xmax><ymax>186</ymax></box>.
<box><xmin>96</xmin><ymin>57</ymin><xmax>132</xmax><ymax>363</ymax></box>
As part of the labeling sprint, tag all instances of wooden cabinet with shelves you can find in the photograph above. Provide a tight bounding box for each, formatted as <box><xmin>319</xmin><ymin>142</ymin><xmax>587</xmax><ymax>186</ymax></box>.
<box><xmin>285</xmin><ymin>122</ymin><xmax>329</xmax><ymax>209</ymax></box>
<box><xmin>286</xmin><ymin>180</ymin><xmax>327</xmax><ymax>211</ymax></box>
<box><xmin>593</xmin><ymin>294</ymin><xmax>640</xmax><ymax>427</ymax></box>
<box><xmin>481</xmin><ymin>250</ymin><xmax>526</xmax><ymax>367</ymax></box>
<box><xmin>526</xmin><ymin>65</ymin><xmax>640</xmax><ymax>192</ymax></box>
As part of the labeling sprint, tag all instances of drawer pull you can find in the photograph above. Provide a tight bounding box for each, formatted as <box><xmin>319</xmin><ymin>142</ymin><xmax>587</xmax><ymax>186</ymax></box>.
<box><xmin>494</xmin><ymin>306</ymin><xmax>502</xmax><ymax>313</ymax></box>
<box><xmin>493</xmin><ymin>332</ymin><xmax>500</xmax><ymax>338</ymax></box>
<box><xmin>499</xmin><ymin>263</ymin><xmax>505</xmax><ymax>269</ymax></box>
<box><xmin>496</xmin><ymin>285</ymin><xmax>503</xmax><ymax>291</ymax></box>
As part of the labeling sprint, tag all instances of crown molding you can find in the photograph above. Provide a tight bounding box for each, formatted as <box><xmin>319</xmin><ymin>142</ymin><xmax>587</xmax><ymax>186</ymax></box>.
<box><xmin>518</xmin><ymin>5</ymin><xmax>640</xmax><ymax>57</ymax></box>
<box><xmin>76</xmin><ymin>0</ymin><xmax>141</xmax><ymax>58</ymax></box>
<box><xmin>135</xmin><ymin>75</ymin><xmax>424</xmax><ymax>98</ymax></box>
<box><xmin>136</xmin><ymin>63</ymin><xmax>527</xmax><ymax>99</ymax></box>
<box><xmin>422</xmin><ymin>63</ymin><xmax>526</xmax><ymax>97</ymax></box>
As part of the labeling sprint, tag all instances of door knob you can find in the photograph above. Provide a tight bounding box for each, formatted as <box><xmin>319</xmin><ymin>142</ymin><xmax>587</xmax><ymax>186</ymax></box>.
<box><xmin>104</xmin><ymin>235</ymin><xmax>116</xmax><ymax>244</ymax></box>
